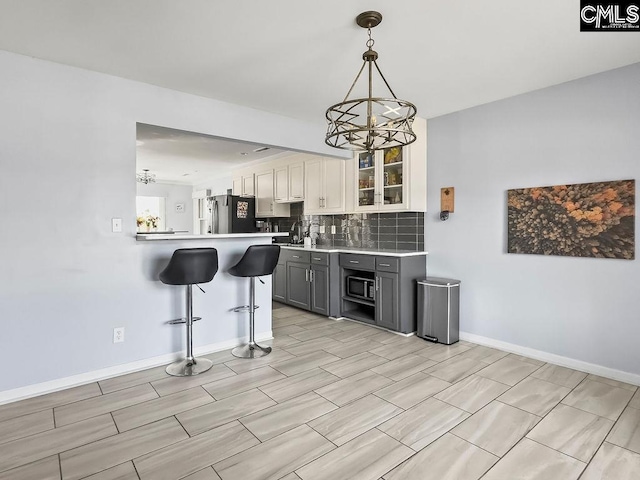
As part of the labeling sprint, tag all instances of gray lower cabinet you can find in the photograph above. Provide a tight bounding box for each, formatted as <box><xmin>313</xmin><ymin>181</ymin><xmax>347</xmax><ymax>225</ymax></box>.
<box><xmin>376</xmin><ymin>271</ymin><xmax>399</xmax><ymax>330</ymax></box>
<box><xmin>274</xmin><ymin>249</ymin><xmax>339</xmax><ymax>317</ymax></box>
<box><xmin>286</xmin><ymin>262</ymin><xmax>329</xmax><ymax>314</ymax></box>
<box><xmin>310</xmin><ymin>264</ymin><xmax>329</xmax><ymax>315</ymax></box>
<box><xmin>340</xmin><ymin>253</ymin><xmax>427</xmax><ymax>334</ymax></box>
<box><xmin>286</xmin><ymin>263</ymin><xmax>311</xmax><ymax>309</ymax></box>
<box><xmin>272</xmin><ymin>260</ymin><xmax>286</xmax><ymax>302</ymax></box>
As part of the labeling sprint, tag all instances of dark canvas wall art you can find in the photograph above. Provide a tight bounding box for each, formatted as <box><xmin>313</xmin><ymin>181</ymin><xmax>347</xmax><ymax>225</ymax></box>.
<box><xmin>507</xmin><ymin>179</ymin><xmax>635</xmax><ymax>259</ymax></box>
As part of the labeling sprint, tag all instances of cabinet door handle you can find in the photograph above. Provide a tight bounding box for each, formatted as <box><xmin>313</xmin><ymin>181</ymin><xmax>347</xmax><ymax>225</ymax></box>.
<box><xmin>349</xmin><ymin>260</ymin><xmax>359</xmax><ymax>264</ymax></box>
<box><xmin>379</xmin><ymin>263</ymin><xmax>391</xmax><ymax>267</ymax></box>
<box><xmin>313</xmin><ymin>257</ymin><xmax>321</xmax><ymax>261</ymax></box>
<box><xmin>305</xmin><ymin>269</ymin><xmax>309</xmax><ymax>282</ymax></box>
<box><xmin>375</xmin><ymin>276</ymin><xmax>380</xmax><ymax>291</ymax></box>
<box><xmin>292</xmin><ymin>255</ymin><xmax>300</xmax><ymax>259</ymax></box>
<box><xmin>310</xmin><ymin>270</ymin><xmax>314</xmax><ymax>282</ymax></box>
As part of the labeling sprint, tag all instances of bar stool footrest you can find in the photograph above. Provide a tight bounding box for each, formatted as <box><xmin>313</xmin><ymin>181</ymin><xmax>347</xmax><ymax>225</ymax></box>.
<box><xmin>232</xmin><ymin>305</ymin><xmax>260</xmax><ymax>313</ymax></box>
<box><xmin>167</xmin><ymin>317</ymin><xmax>202</xmax><ymax>325</ymax></box>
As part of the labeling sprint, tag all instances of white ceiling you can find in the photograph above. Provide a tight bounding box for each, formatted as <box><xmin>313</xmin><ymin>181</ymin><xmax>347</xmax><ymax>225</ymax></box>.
<box><xmin>1</xmin><ymin>1</ymin><xmax>639</xmax><ymax>125</ymax></box>
<box><xmin>136</xmin><ymin>124</ymin><xmax>288</xmax><ymax>185</ymax></box>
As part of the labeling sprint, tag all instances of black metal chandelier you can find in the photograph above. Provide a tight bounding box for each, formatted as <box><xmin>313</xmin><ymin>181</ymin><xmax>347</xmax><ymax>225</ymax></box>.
<box><xmin>325</xmin><ymin>11</ymin><xmax>417</xmax><ymax>153</ymax></box>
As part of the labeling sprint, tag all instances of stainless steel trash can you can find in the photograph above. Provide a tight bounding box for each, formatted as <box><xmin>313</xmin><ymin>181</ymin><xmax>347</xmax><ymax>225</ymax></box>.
<box><xmin>417</xmin><ymin>277</ymin><xmax>460</xmax><ymax>345</ymax></box>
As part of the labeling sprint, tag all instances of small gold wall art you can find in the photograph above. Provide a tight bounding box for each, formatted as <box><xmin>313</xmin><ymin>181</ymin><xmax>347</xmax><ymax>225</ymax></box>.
<box><xmin>440</xmin><ymin>187</ymin><xmax>454</xmax><ymax>221</ymax></box>
<box><xmin>507</xmin><ymin>179</ymin><xmax>635</xmax><ymax>259</ymax></box>
<box><xmin>441</xmin><ymin>187</ymin><xmax>455</xmax><ymax>213</ymax></box>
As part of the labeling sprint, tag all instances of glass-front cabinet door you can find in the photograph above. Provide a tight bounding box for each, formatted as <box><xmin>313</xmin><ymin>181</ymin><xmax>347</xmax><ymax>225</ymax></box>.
<box><xmin>355</xmin><ymin>147</ymin><xmax>408</xmax><ymax>211</ymax></box>
<box><xmin>381</xmin><ymin>146</ymin><xmax>404</xmax><ymax>209</ymax></box>
<box><xmin>357</xmin><ymin>152</ymin><xmax>377</xmax><ymax>210</ymax></box>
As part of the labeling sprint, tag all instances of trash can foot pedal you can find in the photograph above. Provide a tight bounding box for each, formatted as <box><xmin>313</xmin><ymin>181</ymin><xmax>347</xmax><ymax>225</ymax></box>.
<box><xmin>420</xmin><ymin>334</ymin><xmax>438</xmax><ymax>343</ymax></box>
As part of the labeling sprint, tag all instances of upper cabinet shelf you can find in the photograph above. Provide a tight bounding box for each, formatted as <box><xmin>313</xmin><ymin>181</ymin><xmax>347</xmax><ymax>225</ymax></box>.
<box><xmin>354</xmin><ymin>117</ymin><xmax>426</xmax><ymax>213</ymax></box>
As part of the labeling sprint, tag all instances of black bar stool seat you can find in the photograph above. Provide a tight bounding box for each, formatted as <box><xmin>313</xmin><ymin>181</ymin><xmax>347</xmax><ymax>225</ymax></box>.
<box><xmin>160</xmin><ymin>248</ymin><xmax>218</xmax><ymax>376</ymax></box>
<box><xmin>228</xmin><ymin>245</ymin><xmax>280</xmax><ymax>358</ymax></box>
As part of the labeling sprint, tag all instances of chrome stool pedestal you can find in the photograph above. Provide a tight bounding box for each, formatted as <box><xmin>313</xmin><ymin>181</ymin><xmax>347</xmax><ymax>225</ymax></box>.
<box><xmin>228</xmin><ymin>245</ymin><xmax>281</xmax><ymax>359</ymax></box>
<box><xmin>166</xmin><ymin>284</ymin><xmax>214</xmax><ymax>376</ymax></box>
<box><xmin>232</xmin><ymin>277</ymin><xmax>271</xmax><ymax>359</ymax></box>
<box><xmin>160</xmin><ymin>248</ymin><xmax>218</xmax><ymax>376</ymax></box>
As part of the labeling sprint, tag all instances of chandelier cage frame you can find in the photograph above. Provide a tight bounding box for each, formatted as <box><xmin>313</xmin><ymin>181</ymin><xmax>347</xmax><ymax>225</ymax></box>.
<box><xmin>325</xmin><ymin>11</ymin><xmax>417</xmax><ymax>153</ymax></box>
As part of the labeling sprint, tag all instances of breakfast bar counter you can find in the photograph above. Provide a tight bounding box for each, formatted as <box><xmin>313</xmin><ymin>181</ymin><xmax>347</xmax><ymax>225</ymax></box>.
<box><xmin>137</xmin><ymin>232</ymin><xmax>289</xmax><ymax>241</ymax></box>
<box><xmin>136</xmin><ymin>232</ymin><xmax>288</xmax><ymax>359</ymax></box>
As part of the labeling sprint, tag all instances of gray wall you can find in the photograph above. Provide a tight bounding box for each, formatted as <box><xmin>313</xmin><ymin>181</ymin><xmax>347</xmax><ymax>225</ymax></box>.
<box><xmin>193</xmin><ymin>175</ymin><xmax>234</xmax><ymax>197</ymax></box>
<box><xmin>426</xmin><ymin>63</ymin><xmax>640</xmax><ymax>376</ymax></box>
<box><xmin>0</xmin><ymin>49</ymin><xmax>343</xmax><ymax>394</ymax></box>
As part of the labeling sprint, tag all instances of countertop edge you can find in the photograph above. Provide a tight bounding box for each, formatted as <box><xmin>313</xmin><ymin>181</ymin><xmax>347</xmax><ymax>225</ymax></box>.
<box><xmin>136</xmin><ymin>232</ymin><xmax>289</xmax><ymax>241</ymax></box>
<box><xmin>279</xmin><ymin>245</ymin><xmax>428</xmax><ymax>257</ymax></box>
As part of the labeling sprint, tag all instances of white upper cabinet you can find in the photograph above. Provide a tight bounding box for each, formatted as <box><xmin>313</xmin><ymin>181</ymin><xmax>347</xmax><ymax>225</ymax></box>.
<box><xmin>288</xmin><ymin>162</ymin><xmax>305</xmax><ymax>201</ymax></box>
<box><xmin>242</xmin><ymin>174</ymin><xmax>255</xmax><ymax>197</ymax></box>
<box><xmin>274</xmin><ymin>166</ymin><xmax>289</xmax><ymax>202</ymax></box>
<box><xmin>304</xmin><ymin>159</ymin><xmax>322</xmax><ymax>213</ymax></box>
<box><xmin>304</xmin><ymin>157</ymin><xmax>346</xmax><ymax>215</ymax></box>
<box><xmin>322</xmin><ymin>158</ymin><xmax>346</xmax><ymax>212</ymax></box>
<box><xmin>255</xmin><ymin>169</ymin><xmax>290</xmax><ymax>218</ymax></box>
<box><xmin>232</xmin><ymin>174</ymin><xmax>255</xmax><ymax>196</ymax></box>
<box><xmin>273</xmin><ymin>161</ymin><xmax>305</xmax><ymax>203</ymax></box>
<box><xmin>354</xmin><ymin>117</ymin><xmax>427</xmax><ymax>212</ymax></box>
<box><xmin>232</xmin><ymin>177</ymin><xmax>242</xmax><ymax>196</ymax></box>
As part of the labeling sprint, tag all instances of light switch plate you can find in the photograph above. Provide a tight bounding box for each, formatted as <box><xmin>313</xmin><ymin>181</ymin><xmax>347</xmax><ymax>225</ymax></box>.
<box><xmin>111</xmin><ymin>218</ymin><xmax>122</xmax><ymax>233</ymax></box>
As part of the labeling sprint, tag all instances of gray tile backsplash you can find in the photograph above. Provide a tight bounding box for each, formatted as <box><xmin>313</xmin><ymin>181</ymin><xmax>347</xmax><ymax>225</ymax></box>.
<box><xmin>264</xmin><ymin>203</ymin><xmax>425</xmax><ymax>251</ymax></box>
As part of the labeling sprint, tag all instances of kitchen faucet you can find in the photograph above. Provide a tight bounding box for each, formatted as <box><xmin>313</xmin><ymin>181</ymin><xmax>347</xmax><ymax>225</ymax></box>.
<box><xmin>290</xmin><ymin>220</ymin><xmax>303</xmax><ymax>244</ymax></box>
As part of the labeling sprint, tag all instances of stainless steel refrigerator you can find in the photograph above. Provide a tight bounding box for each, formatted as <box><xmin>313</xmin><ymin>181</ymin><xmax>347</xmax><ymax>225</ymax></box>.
<box><xmin>204</xmin><ymin>195</ymin><xmax>257</xmax><ymax>234</ymax></box>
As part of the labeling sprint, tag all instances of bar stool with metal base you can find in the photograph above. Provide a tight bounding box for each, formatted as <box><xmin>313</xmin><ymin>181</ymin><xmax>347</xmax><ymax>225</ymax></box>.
<box><xmin>228</xmin><ymin>244</ymin><xmax>281</xmax><ymax>358</ymax></box>
<box><xmin>160</xmin><ymin>248</ymin><xmax>219</xmax><ymax>376</ymax></box>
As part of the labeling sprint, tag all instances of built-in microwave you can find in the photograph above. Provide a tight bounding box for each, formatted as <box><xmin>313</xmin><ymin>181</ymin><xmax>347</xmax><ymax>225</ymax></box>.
<box><xmin>346</xmin><ymin>276</ymin><xmax>375</xmax><ymax>301</ymax></box>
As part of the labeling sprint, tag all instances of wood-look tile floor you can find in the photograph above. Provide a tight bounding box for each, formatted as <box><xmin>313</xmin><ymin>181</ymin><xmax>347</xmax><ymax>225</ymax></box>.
<box><xmin>1</xmin><ymin>304</ymin><xmax>639</xmax><ymax>480</ymax></box>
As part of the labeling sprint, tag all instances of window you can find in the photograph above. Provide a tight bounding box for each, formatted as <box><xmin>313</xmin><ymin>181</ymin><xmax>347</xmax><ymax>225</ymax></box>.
<box><xmin>136</xmin><ymin>196</ymin><xmax>166</xmax><ymax>231</ymax></box>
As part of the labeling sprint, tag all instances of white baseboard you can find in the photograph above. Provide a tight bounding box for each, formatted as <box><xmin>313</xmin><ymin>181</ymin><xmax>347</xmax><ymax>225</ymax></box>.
<box><xmin>332</xmin><ymin>316</ymin><xmax>415</xmax><ymax>337</ymax></box>
<box><xmin>0</xmin><ymin>331</ymin><xmax>273</xmax><ymax>406</ymax></box>
<box><xmin>460</xmin><ymin>331</ymin><xmax>640</xmax><ymax>387</ymax></box>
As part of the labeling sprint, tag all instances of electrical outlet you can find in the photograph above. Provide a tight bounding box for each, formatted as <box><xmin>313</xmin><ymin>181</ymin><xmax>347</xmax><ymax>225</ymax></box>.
<box><xmin>113</xmin><ymin>327</ymin><xmax>125</xmax><ymax>343</ymax></box>
<box><xmin>319</xmin><ymin>225</ymin><xmax>325</xmax><ymax>234</ymax></box>
<box><xmin>331</xmin><ymin>225</ymin><xmax>337</xmax><ymax>235</ymax></box>
<box><xmin>111</xmin><ymin>218</ymin><xmax>122</xmax><ymax>233</ymax></box>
